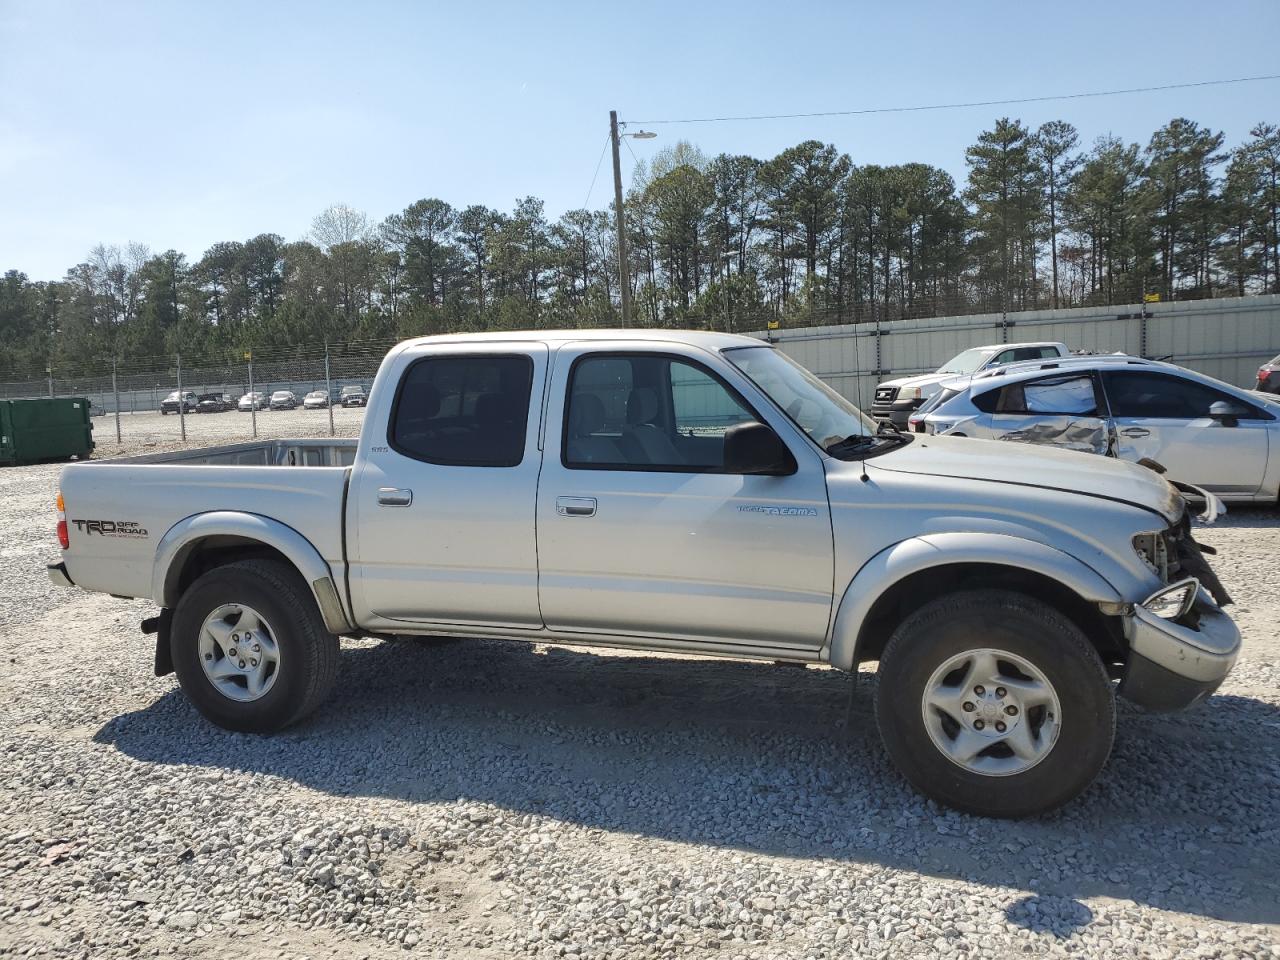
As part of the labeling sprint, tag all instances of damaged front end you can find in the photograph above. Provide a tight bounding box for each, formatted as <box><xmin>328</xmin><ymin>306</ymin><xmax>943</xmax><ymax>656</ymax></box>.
<box><xmin>1120</xmin><ymin>494</ymin><xmax>1239</xmax><ymax>712</ymax></box>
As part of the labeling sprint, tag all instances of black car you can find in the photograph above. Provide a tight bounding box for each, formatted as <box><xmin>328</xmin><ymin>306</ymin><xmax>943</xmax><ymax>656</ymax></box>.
<box><xmin>160</xmin><ymin>391</ymin><xmax>197</xmax><ymax>415</ymax></box>
<box><xmin>1258</xmin><ymin>353</ymin><xmax>1280</xmax><ymax>394</ymax></box>
<box><xmin>196</xmin><ymin>392</ymin><xmax>233</xmax><ymax>413</ymax></box>
<box><xmin>340</xmin><ymin>384</ymin><xmax>368</xmax><ymax>407</ymax></box>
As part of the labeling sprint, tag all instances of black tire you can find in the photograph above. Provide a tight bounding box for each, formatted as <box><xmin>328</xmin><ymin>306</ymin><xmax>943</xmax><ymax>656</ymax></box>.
<box><xmin>170</xmin><ymin>558</ymin><xmax>340</xmax><ymax>733</ymax></box>
<box><xmin>875</xmin><ymin>589</ymin><xmax>1115</xmax><ymax>818</ymax></box>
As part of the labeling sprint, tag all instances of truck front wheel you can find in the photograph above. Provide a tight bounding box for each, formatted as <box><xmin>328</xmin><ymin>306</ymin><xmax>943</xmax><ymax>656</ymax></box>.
<box><xmin>170</xmin><ymin>559</ymin><xmax>339</xmax><ymax>733</ymax></box>
<box><xmin>875</xmin><ymin>589</ymin><xmax>1115</xmax><ymax>817</ymax></box>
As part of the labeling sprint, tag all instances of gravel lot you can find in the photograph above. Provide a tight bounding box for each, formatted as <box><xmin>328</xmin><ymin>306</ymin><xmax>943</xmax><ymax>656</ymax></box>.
<box><xmin>2</xmin><ymin>414</ymin><xmax>1279</xmax><ymax>959</ymax></box>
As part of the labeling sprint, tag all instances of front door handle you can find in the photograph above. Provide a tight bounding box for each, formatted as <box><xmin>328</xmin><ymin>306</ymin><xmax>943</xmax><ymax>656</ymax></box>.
<box><xmin>1120</xmin><ymin>427</ymin><xmax>1151</xmax><ymax>438</ymax></box>
<box><xmin>556</xmin><ymin>496</ymin><xmax>597</xmax><ymax>517</ymax></box>
<box><xmin>378</xmin><ymin>487</ymin><xmax>413</xmax><ymax>507</ymax></box>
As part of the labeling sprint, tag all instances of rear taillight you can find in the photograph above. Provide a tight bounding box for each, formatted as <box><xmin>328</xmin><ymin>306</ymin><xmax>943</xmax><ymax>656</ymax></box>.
<box><xmin>56</xmin><ymin>491</ymin><xmax>68</xmax><ymax>549</ymax></box>
<box><xmin>1260</xmin><ymin>368</ymin><xmax>1272</xmax><ymax>382</ymax></box>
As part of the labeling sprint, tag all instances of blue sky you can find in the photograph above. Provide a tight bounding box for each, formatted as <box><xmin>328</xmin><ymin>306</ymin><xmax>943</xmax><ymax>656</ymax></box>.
<box><xmin>2</xmin><ymin>0</ymin><xmax>1278</xmax><ymax>280</ymax></box>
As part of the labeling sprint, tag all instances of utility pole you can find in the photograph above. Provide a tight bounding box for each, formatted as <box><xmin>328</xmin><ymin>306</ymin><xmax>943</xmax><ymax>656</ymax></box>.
<box><xmin>247</xmin><ymin>350</ymin><xmax>257</xmax><ymax>439</ymax></box>
<box><xmin>610</xmin><ymin>110</ymin><xmax>632</xmax><ymax>328</ymax></box>
<box><xmin>176</xmin><ymin>353</ymin><xmax>186</xmax><ymax>442</ymax></box>
<box><xmin>324</xmin><ymin>339</ymin><xmax>334</xmax><ymax>438</ymax></box>
<box><xmin>111</xmin><ymin>356</ymin><xmax>121</xmax><ymax>444</ymax></box>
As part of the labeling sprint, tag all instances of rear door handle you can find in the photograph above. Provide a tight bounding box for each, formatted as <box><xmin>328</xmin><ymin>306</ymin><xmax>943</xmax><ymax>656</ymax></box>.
<box><xmin>556</xmin><ymin>496</ymin><xmax>597</xmax><ymax>517</ymax></box>
<box><xmin>1120</xmin><ymin>427</ymin><xmax>1151</xmax><ymax>438</ymax></box>
<box><xmin>378</xmin><ymin>487</ymin><xmax>413</xmax><ymax>507</ymax></box>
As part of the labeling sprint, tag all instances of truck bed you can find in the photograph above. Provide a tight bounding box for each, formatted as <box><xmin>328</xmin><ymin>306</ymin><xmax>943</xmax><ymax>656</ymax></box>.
<box><xmin>58</xmin><ymin>438</ymin><xmax>354</xmax><ymax>604</ymax></box>
<box><xmin>108</xmin><ymin>438</ymin><xmax>358</xmax><ymax>467</ymax></box>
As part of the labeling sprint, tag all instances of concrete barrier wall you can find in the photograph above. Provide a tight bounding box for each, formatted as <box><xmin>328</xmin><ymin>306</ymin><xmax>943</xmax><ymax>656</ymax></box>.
<box><xmin>763</xmin><ymin>294</ymin><xmax>1280</xmax><ymax>407</ymax></box>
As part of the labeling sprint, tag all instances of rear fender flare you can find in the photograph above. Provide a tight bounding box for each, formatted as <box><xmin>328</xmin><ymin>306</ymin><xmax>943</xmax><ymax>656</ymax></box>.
<box><xmin>152</xmin><ymin>511</ymin><xmax>352</xmax><ymax>633</ymax></box>
<box><xmin>825</xmin><ymin>532</ymin><xmax>1122</xmax><ymax>671</ymax></box>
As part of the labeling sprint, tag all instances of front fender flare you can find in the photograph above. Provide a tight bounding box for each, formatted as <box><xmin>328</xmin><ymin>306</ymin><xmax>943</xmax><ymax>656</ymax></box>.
<box><xmin>825</xmin><ymin>532</ymin><xmax>1123</xmax><ymax>671</ymax></box>
<box><xmin>152</xmin><ymin>511</ymin><xmax>353</xmax><ymax>633</ymax></box>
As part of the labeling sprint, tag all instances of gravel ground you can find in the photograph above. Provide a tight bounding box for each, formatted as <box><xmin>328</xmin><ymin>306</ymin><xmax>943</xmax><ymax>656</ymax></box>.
<box><xmin>2</xmin><ymin>419</ymin><xmax>1279</xmax><ymax>959</ymax></box>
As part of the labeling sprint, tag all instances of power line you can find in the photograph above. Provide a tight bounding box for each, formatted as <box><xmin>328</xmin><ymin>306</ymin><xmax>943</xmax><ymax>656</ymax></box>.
<box><xmin>627</xmin><ymin>74</ymin><xmax>1280</xmax><ymax>125</ymax></box>
<box><xmin>583</xmin><ymin>131</ymin><xmax>611</xmax><ymax>209</ymax></box>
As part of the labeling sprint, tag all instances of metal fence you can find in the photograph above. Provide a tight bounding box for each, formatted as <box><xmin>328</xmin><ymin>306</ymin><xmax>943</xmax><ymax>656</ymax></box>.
<box><xmin>1</xmin><ymin>294</ymin><xmax>1276</xmax><ymax>452</ymax></box>
<box><xmin>760</xmin><ymin>293</ymin><xmax>1280</xmax><ymax>408</ymax></box>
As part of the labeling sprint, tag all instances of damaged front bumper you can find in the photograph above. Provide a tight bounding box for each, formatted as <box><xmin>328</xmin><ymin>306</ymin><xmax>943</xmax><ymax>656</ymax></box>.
<box><xmin>1117</xmin><ymin>589</ymin><xmax>1241</xmax><ymax>712</ymax></box>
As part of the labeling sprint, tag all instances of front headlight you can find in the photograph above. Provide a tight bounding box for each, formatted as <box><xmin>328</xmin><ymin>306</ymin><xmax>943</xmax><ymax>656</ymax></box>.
<box><xmin>1132</xmin><ymin>531</ymin><xmax>1170</xmax><ymax>580</ymax></box>
<box><xmin>1142</xmin><ymin>578</ymin><xmax>1198</xmax><ymax>620</ymax></box>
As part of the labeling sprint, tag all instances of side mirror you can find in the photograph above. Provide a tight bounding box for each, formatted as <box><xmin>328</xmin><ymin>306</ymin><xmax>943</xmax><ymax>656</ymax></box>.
<box><xmin>723</xmin><ymin>421</ymin><xmax>796</xmax><ymax>475</ymax></box>
<box><xmin>1209</xmin><ymin>400</ymin><xmax>1245</xmax><ymax>427</ymax></box>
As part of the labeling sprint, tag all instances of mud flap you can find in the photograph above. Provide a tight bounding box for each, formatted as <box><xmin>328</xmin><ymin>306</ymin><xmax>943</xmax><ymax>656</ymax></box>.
<box><xmin>142</xmin><ymin>609</ymin><xmax>175</xmax><ymax>676</ymax></box>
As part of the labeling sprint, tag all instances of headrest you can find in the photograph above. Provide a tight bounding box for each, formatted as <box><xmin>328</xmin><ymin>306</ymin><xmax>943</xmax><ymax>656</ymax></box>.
<box><xmin>626</xmin><ymin>387</ymin><xmax>660</xmax><ymax>425</ymax></box>
<box><xmin>475</xmin><ymin>393</ymin><xmax>505</xmax><ymax>422</ymax></box>
<box><xmin>569</xmin><ymin>394</ymin><xmax>606</xmax><ymax>436</ymax></box>
<box><xmin>403</xmin><ymin>380</ymin><xmax>440</xmax><ymax>418</ymax></box>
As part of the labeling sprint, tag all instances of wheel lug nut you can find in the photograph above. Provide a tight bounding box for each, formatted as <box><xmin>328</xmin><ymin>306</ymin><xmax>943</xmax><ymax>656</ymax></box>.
<box><xmin>974</xmin><ymin>685</ymin><xmax>985</xmax><ymax>696</ymax></box>
<box><xmin>228</xmin><ymin>648</ymin><xmax>237</xmax><ymax>656</ymax></box>
<box><xmin>974</xmin><ymin>719</ymin><xmax>985</xmax><ymax>730</ymax></box>
<box><xmin>249</xmin><ymin>658</ymin><xmax>258</xmax><ymax>667</ymax></box>
<box><xmin>238</xmin><ymin>660</ymin><xmax>246</xmax><ymax>669</ymax></box>
<box><xmin>995</xmin><ymin>686</ymin><xmax>1007</xmax><ymax>697</ymax></box>
<box><xmin>232</xmin><ymin>634</ymin><xmax>239</xmax><ymax>642</ymax></box>
<box><xmin>962</xmin><ymin>702</ymin><xmax>975</xmax><ymax>712</ymax></box>
<box><xmin>252</xmin><ymin>644</ymin><xmax>260</xmax><ymax>653</ymax></box>
<box><xmin>204</xmin><ymin>653</ymin><xmax>213</xmax><ymax>661</ymax></box>
<box><xmin>1005</xmin><ymin>705</ymin><xmax>1018</xmax><ymax>716</ymax></box>
<box><xmin>995</xmin><ymin>721</ymin><xmax>1007</xmax><ymax>732</ymax></box>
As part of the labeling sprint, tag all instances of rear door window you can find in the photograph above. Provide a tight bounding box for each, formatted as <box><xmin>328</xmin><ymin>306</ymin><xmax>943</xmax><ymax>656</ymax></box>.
<box><xmin>973</xmin><ymin>374</ymin><xmax>1099</xmax><ymax>415</ymax></box>
<box><xmin>390</xmin><ymin>354</ymin><xmax>534</xmax><ymax>466</ymax></box>
<box><xmin>1101</xmin><ymin>371</ymin><xmax>1266</xmax><ymax>420</ymax></box>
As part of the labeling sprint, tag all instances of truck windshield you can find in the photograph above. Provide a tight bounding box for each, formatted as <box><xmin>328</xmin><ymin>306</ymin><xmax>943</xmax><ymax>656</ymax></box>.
<box><xmin>724</xmin><ymin>346</ymin><xmax>880</xmax><ymax>452</ymax></box>
<box><xmin>938</xmin><ymin>347</ymin><xmax>997</xmax><ymax>375</ymax></box>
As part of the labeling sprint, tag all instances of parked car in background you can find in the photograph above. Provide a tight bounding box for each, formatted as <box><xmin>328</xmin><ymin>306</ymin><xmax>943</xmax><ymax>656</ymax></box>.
<box><xmin>49</xmin><ymin>330</ymin><xmax>1241</xmax><ymax>817</ymax></box>
<box><xmin>340</xmin><ymin>384</ymin><xmax>368</xmax><ymax>407</ymax></box>
<box><xmin>1257</xmin><ymin>353</ymin><xmax>1280</xmax><ymax>394</ymax></box>
<box><xmin>269</xmin><ymin>390</ymin><xmax>298</xmax><ymax>410</ymax></box>
<box><xmin>303</xmin><ymin>390</ymin><xmax>331</xmax><ymax>409</ymax></box>
<box><xmin>160</xmin><ymin>391</ymin><xmax>197</xmax><ymax>415</ymax></box>
<box><xmin>238</xmin><ymin>392</ymin><xmax>266</xmax><ymax>412</ymax></box>
<box><xmin>196</xmin><ymin>393</ymin><xmax>234</xmax><ymax>413</ymax></box>
<box><xmin>916</xmin><ymin>355</ymin><xmax>1280</xmax><ymax>503</ymax></box>
<box><xmin>873</xmin><ymin>342</ymin><xmax>1069</xmax><ymax>428</ymax></box>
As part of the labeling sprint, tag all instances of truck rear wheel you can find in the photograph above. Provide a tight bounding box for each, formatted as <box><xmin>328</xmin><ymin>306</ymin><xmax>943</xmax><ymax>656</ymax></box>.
<box><xmin>875</xmin><ymin>589</ymin><xmax>1114</xmax><ymax>817</ymax></box>
<box><xmin>170</xmin><ymin>559</ymin><xmax>339</xmax><ymax>733</ymax></box>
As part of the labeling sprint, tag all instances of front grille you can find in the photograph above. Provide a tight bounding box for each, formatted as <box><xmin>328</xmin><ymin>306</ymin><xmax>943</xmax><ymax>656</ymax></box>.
<box><xmin>875</xmin><ymin>386</ymin><xmax>897</xmax><ymax>403</ymax></box>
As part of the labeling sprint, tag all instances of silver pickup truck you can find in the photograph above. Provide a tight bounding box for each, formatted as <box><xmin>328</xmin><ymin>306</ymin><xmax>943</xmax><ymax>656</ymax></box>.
<box><xmin>48</xmin><ymin>331</ymin><xmax>1241</xmax><ymax>817</ymax></box>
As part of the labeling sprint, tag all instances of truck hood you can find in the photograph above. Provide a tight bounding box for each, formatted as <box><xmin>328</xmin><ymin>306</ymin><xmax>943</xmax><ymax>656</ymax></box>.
<box><xmin>864</xmin><ymin>435</ymin><xmax>1184</xmax><ymax>522</ymax></box>
<box><xmin>878</xmin><ymin>372</ymin><xmax>976</xmax><ymax>396</ymax></box>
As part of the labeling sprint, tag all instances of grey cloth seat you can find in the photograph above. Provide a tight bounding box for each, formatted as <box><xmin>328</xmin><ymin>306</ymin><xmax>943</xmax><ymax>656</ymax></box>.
<box><xmin>566</xmin><ymin>393</ymin><xmax>622</xmax><ymax>464</ymax></box>
<box><xmin>623</xmin><ymin>387</ymin><xmax>683</xmax><ymax>465</ymax></box>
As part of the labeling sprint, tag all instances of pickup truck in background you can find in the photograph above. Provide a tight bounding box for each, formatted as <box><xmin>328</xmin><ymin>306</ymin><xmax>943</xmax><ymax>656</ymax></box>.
<box><xmin>872</xmin><ymin>341</ymin><xmax>1070</xmax><ymax>428</ymax></box>
<box><xmin>48</xmin><ymin>331</ymin><xmax>1240</xmax><ymax>817</ymax></box>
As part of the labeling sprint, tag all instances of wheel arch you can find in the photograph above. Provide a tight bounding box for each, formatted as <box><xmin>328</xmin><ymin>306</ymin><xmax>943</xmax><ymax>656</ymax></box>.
<box><xmin>153</xmin><ymin>512</ymin><xmax>352</xmax><ymax>633</ymax></box>
<box><xmin>827</xmin><ymin>533</ymin><xmax>1128</xmax><ymax>672</ymax></box>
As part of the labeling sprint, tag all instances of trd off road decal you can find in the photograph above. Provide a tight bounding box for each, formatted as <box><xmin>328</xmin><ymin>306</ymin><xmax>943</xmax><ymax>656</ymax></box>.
<box><xmin>70</xmin><ymin>519</ymin><xmax>149</xmax><ymax>538</ymax></box>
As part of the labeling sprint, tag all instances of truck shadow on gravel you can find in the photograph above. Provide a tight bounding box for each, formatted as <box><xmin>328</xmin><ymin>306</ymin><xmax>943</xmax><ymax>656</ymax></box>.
<box><xmin>96</xmin><ymin>637</ymin><xmax>1280</xmax><ymax>926</ymax></box>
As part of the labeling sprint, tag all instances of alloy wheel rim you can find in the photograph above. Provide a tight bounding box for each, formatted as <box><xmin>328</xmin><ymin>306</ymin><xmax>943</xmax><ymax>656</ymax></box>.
<box><xmin>920</xmin><ymin>647</ymin><xmax>1062</xmax><ymax>777</ymax></box>
<box><xmin>197</xmin><ymin>603</ymin><xmax>281</xmax><ymax>702</ymax></box>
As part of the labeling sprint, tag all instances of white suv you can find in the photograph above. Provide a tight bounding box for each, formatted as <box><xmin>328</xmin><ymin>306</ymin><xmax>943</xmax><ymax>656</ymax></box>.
<box><xmin>915</xmin><ymin>355</ymin><xmax>1280</xmax><ymax>504</ymax></box>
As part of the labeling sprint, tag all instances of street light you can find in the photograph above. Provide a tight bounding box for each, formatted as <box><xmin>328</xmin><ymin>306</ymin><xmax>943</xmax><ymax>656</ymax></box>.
<box><xmin>609</xmin><ymin>111</ymin><xmax>658</xmax><ymax>327</ymax></box>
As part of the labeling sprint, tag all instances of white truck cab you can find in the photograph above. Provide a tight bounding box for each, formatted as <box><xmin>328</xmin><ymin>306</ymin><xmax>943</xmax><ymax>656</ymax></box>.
<box><xmin>48</xmin><ymin>331</ymin><xmax>1239</xmax><ymax>817</ymax></box>
<box><xmin>872</xmin><ymin>342</ymin><xmax>1069</xmax><ymax>428</ymax></box>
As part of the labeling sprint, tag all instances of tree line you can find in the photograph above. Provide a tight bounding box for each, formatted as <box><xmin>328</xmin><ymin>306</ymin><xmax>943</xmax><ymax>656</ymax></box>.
<box><xmin>2</xmin><ymin>116</ymin><xmax>1278</xmax><ymax>380</ymax></box>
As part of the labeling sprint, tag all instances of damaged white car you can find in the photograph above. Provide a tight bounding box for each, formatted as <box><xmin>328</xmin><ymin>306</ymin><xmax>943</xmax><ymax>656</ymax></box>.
<box><xmin>913</xmin><ymin>355</ymin><xmax>1280</xmax><ymax>505</ymax></box>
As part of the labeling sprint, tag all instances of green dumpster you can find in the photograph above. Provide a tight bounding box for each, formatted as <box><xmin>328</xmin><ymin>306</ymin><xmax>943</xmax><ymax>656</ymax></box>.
<box><xmin>0</xmin><ymin>397</ymin><xmax>95</xmax><ymax>466</ymax></box>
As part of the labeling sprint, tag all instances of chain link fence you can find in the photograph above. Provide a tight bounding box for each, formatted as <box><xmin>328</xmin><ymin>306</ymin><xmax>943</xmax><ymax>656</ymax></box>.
<box><xmin>0</xmin><ymin>339</ymin><xmax>401</xmax><ymax>453</ymax></box>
